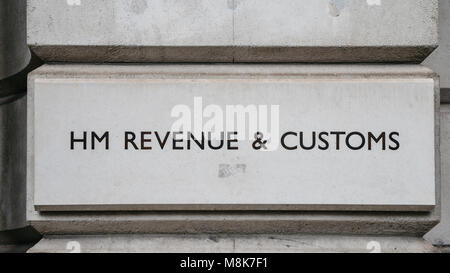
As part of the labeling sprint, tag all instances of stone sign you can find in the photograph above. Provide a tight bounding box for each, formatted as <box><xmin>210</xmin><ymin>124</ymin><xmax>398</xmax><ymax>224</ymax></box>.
<box><xmin>28</xmin><ymin>65</ymin><xmax>437</xmax><ymax>211</ymax></box>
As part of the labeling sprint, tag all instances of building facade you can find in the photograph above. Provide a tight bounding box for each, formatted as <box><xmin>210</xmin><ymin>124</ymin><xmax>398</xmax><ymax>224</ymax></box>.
<box><xmin>1</xmin><ymin>0</ymin><xmax>450</xmax><ymax>252</ymax></box>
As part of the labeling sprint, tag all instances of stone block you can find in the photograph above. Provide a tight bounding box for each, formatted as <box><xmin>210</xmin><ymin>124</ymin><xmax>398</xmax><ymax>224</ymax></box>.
<box><xmin>425</xmin><ymin>105</ymin><xmax>450</xmax><ymax>246</ymax></box>
<box><xmin>27</xmin><ymin>234</ymin><xmax>441</xmax><ymax>253</ymax></box>
<box><xmin>0</xmin><ymin>0</ymin><xmax>29</xmax><ymax>81</ymax></box>
<box><xmin>27</xmin><ymin>0</ymin><xmax>438</xmax><ymax>63</ymax></box>
<box><xmin>0</xmin><ymin>94</ymin><xmax>27</xmax><ymax>231</ymax></box>
<box><xmin>423</xmin><ymin>0</ymin><xmax>450</xmax><ymax>102</ymax></box>
<box><xmin>27</xmin><ymin>64</ymin><xmax>440</xmax><ymax>235</ymax></box>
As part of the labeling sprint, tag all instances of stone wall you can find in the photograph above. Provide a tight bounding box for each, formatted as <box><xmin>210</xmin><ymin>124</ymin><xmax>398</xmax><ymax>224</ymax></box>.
<box><xmin>1</xmin><ymin>0</ymin><xmax>450</xmax><ymax>252</ymax></box>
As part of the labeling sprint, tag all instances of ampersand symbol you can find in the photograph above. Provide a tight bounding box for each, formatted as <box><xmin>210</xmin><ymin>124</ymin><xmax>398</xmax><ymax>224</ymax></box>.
<box><xmin>252</xmin><ymin>132</ymin><xmax>267</xmax><ymax>150</ymax></box>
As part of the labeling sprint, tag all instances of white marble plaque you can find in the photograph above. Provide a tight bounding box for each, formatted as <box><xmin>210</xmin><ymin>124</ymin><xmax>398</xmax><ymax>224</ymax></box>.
<box><xmin>29</xmin><ymin>69</ymin><xmax>436</xmax><ymax>211</ymax></box>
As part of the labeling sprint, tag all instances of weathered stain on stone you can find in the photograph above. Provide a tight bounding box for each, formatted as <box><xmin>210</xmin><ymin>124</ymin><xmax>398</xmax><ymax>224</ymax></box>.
<box><xmin>329</xmin><ymin>0</ymin><xmax>346</xmax><ymax>17</ymax></box>
<box><xmin>130</xmin><ymin>0</ymin><xmax>148</xmax><ymax>15</ymax></box>
<box><xmin>227</xmin><ymin>0</ymin><xmax>237</xmax><ymax>10</ymax></box>
<box><xmin>218</xmin><ymin>164</ymin><xmax>246</xmax><ymax>178</ymax></box>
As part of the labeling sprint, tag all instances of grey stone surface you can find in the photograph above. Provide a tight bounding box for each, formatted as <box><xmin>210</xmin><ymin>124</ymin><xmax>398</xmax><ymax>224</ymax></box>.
<box><xmin>27</xmin><ymin>64</ymin><xmax>440</xmax><ymax>236</ymax></box>
<box><xmin>0</xmin><ymin>53</ymin><xmax>43</xmax><ymax>98</ymax></box>
<box><xmin>0</xmin><ymin>226</ymin><xmax>41</xmax><ymax>252</ymax></box>
<box><xmin>422</xmin><ymin>0</ymin><xmax>450</xmax><ymax>103</ymax></box>
<box><xmin>0</xmin><ymin>0</ymin><xmax>29</xmax><ymax>81</ymax></box>
<box><xmin>425</xmin><ymin>105</ymin><xmax>450</xmax><ymax>246</ymax></box>
<box><xmin>0</xmin><ymin>94</ymin><xmax>27</xmax><ymax>231</ymax></box>
<box><xmin>27</xmin><ymin>0</ymin><xmax>438</xmax><ymax>63</ymax></box>
<box><xmin>0</xmin><ymin>0</ymin><xmax>36</xmax><ymax>97</ymax></box>
<box><xmin>0</xmin><ymin>244</ymin><xmax>33</xmax><ymax>253</ymax></box>
<box><xmin>28</xmin><ymin>234</ymin><xmax>441</xmax><ymax>253</ymax></box>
